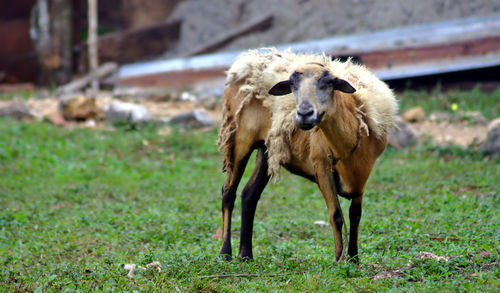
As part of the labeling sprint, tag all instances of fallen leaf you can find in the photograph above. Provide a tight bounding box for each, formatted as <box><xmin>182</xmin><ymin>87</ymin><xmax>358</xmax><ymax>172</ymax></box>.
<box><xmin>414</xmin><ymin>251</ymin><xmax>452</xmax><ymax>262</ymax></box>
<box><xmin>212</xmin><ymin>228</ymin><xmax>223</xmax><ymax>239</ymax></box>
<box><xmin>475</xmin><ymin>250</ymin><xmax>491</xmax><ymax>259</ymax></box>
<box><xmin>429</xmin><ymin>236</ymin><xmax>460</xmax><ymax>242</ymax></box>
<box><xmin>49</xmin><ymin>203</ymin><xmax>63</xmax><ymax>211</ymax></box>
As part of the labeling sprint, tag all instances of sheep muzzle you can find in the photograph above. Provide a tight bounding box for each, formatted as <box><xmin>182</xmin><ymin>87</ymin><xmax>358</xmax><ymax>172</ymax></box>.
<box><xmin>295</xmin><ymin>108</ymin><xmax>324</xmax><ymax>130</ymax></box>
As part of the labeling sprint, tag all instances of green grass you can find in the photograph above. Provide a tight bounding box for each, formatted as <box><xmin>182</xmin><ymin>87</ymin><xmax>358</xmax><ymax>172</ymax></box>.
<box><xmin>0</xmin><ymin>91</ymin><xmax>36</xmax><ymax>102</ymax></box>
<box><xmin>1</xmin><ymin>89</ymin><xmax>499</xmax><ymax>292</ymax></box>
<box><xmin>398</xmin><ymin>86</ymin><xmax>500</xmax><ymax>120</ymax></box>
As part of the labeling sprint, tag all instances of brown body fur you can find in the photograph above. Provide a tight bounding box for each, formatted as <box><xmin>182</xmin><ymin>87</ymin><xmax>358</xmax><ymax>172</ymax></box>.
<box><xmin>217</xmin><ymin>50</ymin><xmax>395</xmax><ymax>262</ymax></box>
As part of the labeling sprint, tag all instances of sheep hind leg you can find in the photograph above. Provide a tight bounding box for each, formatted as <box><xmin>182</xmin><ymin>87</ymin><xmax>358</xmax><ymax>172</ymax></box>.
<box><xmin>220</xmin><ymin>145</ymin><xmax>253</xmax><ymax>261</ymax></box>
<box><xmin>348</xmin><ymin>195</ymin><xmax>363</xmax><ymax>263</ymax></box>
<box><xmin>238</xmin><ymin>145</ymin><xmax>270</xmax><ymax>260</ymax></box>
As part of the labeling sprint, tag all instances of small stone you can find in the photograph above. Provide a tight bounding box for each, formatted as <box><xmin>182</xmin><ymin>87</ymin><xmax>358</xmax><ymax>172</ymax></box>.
<box><xmin>387</xmin><ymin>117</ymin><xmax>419</xmax><ymax>148</ymax></box>
<box><xmin>84</xmin><ymin>119</ymin><xmax>96</xmax><ymax>128</ymax></box>
<box><xmin>402</xmin><ymin>106</ymin><xmax>425</xmax><ymax>123</ymax></box>
<box><xmin>180</xmin><ymin>92</ymin><xmax>196</xmax><ymax>102</ymax></box>
<box><xmin>105</xmin><ymin>100</ymin><xmax>152</xmax><ymax>124</ymax></box>
<box><xmin>170</xmin><ymin>109</ymin><xmax>214</xmax><ymax>128</ymax></box>
<box><xmin>484</xmin><ymin>118</ymin><xmax>500</xmax><ymax>156</ymax></box>
<box><xmin>60</xmin><ymin>95</ymin><xmax>103</xmax><ymax>121</ymax></box>
<box><xmin>0</xmin><ymin>103</ymin><xmax>37</xmax><ymax>120</ymax></box>
<box><xmin>313</xmin><ymin>220</ymin><xmax>329</xmax><ymax>227</ymax></box>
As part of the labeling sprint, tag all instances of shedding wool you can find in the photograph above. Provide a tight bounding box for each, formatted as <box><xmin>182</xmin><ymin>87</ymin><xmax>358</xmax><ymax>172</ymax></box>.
<box><xmin>218</xmin><ymin>48</ymin><xmax>398</xmax><ymax>179</ymax></box>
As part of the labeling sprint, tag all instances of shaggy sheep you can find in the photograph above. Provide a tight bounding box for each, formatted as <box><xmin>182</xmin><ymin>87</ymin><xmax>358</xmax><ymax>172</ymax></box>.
<box><xmin>217</xmin><ymin>48</ymin><xmax>398</xmax><ymax>262</ymax></box>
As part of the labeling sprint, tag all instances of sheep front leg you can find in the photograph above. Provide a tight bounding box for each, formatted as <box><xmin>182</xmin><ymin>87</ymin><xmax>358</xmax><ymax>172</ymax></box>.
<box><xmin>314</xmin><ymin>161</ymin><xmax>345</xmax><ymax>261</ymax></box>
<box><xmin>238</xmin><ymin>147</ymin><xmax>270</xmax><ymax>260</ymax></box>
<box><xmin>348</xmin><ymin>195</ymin><xmax>363</xmax><ymax>263</ymax></box>
<box><xmin>220</xmin><ymin>150</ymin><xmax>252</xmax><ymax>261</ymax></box>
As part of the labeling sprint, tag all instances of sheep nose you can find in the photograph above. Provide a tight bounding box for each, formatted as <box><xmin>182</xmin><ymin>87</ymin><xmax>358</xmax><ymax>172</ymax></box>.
<box><xmin>297</xmin><ymin>103</ymin><xmax>314</xmax><ymax>117</ymax></box>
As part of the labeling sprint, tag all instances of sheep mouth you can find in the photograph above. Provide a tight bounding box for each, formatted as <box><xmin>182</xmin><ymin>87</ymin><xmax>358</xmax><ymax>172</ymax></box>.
<box><xmin>295</xmin><ymin>112</ymin><xmax>324</xmax><ymax>130</ymax></box>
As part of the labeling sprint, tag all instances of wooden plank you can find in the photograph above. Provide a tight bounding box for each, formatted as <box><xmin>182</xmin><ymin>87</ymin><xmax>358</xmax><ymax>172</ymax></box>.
<box><xmin>57</xmin><ymin>62</ymin><xmax>118</xmax><ymax>94</ymax></box>
<box><xmin>118</xmin><ymin>68</ymin><xmax>226</xmax><ymax>89</ymax></box>
<box><xmin>88</xmin><ymin>0</ymin><xmax>99</xmax><ymax>91</ymax></box>
<box><xmin>94</xmin><ymin>20</ymin><xmax>181</xmax><ymax>65</ymax></box>
<box><xmin>31</xmin><ymin>0</ymin><xmax>73</xmax><ymax>85</ymax></box>
<box><xmin>360</xmin><ymin>36</ymin><xmax>500</xmax><ymax>69</ymax></box>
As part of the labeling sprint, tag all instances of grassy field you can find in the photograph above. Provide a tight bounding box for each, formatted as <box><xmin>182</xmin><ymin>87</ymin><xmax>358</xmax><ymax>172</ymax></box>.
<box><xmin>0</xmin><ymin>89</ymin><xmax>499</xmax><ymax>292</ymax></box>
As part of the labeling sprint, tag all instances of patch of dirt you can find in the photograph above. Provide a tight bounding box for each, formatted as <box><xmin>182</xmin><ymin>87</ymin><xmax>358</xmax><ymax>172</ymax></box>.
<box><xmin>4</xmin><ymin>97</ymin><xmax>223</xmax><ymax>123</ymax></box>
<box><xmin>1</xmin><ymin>96</ymin><xmax>489</xmax><ymax>150</ymax></box>
<box><xmin>412</xmin><ymin>120</ymin><xmax>487</xmax><ymax>148</ymax></box>
<box><xmin>25</xmin><ymin>98</ymin><xmax>60</xmax><ymax>118</ymax></box>
<box><xmin>141</xmin><ymin>100</ymin><xmax>222</xmax><ymax>122</ymax></box>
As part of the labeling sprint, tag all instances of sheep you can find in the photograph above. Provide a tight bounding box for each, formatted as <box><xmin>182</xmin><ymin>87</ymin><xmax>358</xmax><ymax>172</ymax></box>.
<box><xmin>217</xmin><ymin>48</ymin><xmax>398</xmax><ymax>262</ymax></box>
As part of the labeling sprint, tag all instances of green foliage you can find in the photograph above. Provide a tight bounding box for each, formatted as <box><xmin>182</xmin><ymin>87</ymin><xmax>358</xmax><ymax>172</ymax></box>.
<box><xmin>0</xmin><ymin>88</ymin><xmax>499</xmax><ymax>291</ymax></box>
<box><xmin>0</xmin><ymin>90</ymin><xmax>36</xmax><ymax>101</ymax></box>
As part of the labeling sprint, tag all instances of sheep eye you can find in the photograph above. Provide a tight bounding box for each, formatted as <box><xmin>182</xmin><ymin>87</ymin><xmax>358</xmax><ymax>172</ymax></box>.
<box><xmin>318</xmin><ymin>80</ymin><xmax>330</xmax><ymax>91</ymax></box>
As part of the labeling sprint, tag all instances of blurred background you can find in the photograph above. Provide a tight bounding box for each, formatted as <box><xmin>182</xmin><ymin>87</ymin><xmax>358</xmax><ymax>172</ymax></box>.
<box><xmin>1</xmin><ymin>0</ymin><xmax>499</xmax><ymax>152</ymax></box>
<box><xmin>2</xmin><ymin>0</ymin><xmax>500</xmax><ymax>89</ymax></box>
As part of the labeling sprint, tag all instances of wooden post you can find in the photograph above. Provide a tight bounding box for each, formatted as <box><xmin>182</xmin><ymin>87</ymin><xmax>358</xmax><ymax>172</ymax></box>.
<box><xmin>88</xmin><ymin>0</ymin><xmax>99</xmax><ymax>91</ymax></box>
<box><xmin>30</xmin><ymin>0</ymin><xmax>73</xmax><ymax>86</ymax></box>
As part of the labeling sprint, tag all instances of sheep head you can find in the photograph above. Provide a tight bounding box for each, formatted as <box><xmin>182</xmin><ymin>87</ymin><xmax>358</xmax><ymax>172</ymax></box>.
<box><xmin>268</xmin><ymin>63</ymin><xmax>356</xmax><ymax>130</ymax></box>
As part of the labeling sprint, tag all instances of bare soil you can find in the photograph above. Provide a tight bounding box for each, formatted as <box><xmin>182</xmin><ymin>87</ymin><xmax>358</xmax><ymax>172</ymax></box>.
<box><xmin>412</xmin><ymin>120</ymin><xmax>487</xmax><ymax>147</ymax></box>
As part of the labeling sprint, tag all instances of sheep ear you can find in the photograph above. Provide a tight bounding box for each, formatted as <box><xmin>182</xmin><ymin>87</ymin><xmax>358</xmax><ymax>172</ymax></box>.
<box><xmin>268</xmin><ymin>80</ymin><xmax>292</xmax><ymax>96</ymax></box>
<box><xmin>333</xmin><ymin>78</ymin><xmax>356</xmax><ymax>94</ymax></box>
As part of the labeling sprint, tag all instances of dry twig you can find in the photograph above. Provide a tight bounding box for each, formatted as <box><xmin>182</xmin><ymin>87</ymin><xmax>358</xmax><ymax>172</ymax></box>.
<box><xmin>199</xmin><ymin>272</ymin><xmax>295</xmax><ymax>279</ymax></box>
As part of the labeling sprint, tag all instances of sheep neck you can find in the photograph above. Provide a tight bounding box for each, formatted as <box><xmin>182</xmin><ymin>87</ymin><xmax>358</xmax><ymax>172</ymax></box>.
<box><xmin>318</xmin><ymin>94</ymin><xmax>360</xmax><ymax>159</ymax></box>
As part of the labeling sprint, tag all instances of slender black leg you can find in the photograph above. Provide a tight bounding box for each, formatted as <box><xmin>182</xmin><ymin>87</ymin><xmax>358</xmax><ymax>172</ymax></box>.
<box><xmin>220</xmin><ymin>152</ymin><xmax>252</xmax><ymax>261</ymax></box>
<box><xmin>348</xmin><ymin>195</ymin><xmax>363</xmax><ymax>263</ymax></box>
<box><xmin>238</xmin><ymin>147</ymin><xmax>270</xmax><ymax>260</ymax></box>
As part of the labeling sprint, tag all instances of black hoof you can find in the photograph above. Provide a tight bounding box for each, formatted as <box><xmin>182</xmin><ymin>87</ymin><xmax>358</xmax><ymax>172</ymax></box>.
<box><xmin>239</xmin><ymin>255</ymin><xmax>254</xmax><ymax>262</ymax></box>
<box><xmin>220</xmin><ymin>253</ymin><xmax>232</xmax><ymax>262</ymax></box>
